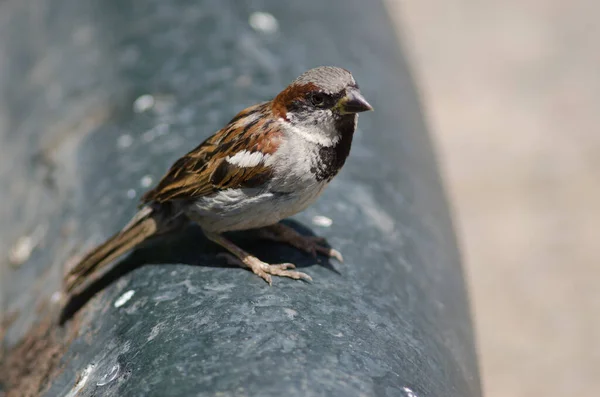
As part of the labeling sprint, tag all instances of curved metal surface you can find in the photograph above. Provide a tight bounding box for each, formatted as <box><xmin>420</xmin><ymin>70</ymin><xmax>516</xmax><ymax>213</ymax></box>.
<box><xmin>0</xmin><ymin>0</ymin><xmax>481</xmax><ymax>396</ymax></box>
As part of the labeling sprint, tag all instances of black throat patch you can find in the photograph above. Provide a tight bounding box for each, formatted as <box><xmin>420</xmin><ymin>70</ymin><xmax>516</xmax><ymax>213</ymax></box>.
<box><xmin>311</xmin><ymin>114</ymin><xmax>357</xmax><ymax>182</ymax></box>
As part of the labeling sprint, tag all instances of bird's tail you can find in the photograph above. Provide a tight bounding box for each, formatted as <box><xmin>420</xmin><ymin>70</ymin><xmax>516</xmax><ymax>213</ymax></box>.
<box><xmin>64</xmin><ymin>205</ymin><xmax>181</xmax><ymax>295</ymax></box>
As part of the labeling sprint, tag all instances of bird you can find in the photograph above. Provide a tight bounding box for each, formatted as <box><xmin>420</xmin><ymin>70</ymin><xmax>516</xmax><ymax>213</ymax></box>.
<box><xmin>64</xmin><ymin>66</ymin><xmax>372</xmax><ymax>294</ymax></box>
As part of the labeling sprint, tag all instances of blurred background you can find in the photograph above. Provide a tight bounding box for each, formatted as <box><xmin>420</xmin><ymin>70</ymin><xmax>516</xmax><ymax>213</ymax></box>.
<box><xmin>385</xmin><ymin>1</ymin><xmax>599</xmax><ymax>396</ymax></box>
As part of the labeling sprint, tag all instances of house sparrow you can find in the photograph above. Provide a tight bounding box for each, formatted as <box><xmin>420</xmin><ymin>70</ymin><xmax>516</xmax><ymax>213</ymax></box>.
<box><xmin>64</xmin><ymin>66</ymin><xmax>372</xmax><ymax>294</ymax></box>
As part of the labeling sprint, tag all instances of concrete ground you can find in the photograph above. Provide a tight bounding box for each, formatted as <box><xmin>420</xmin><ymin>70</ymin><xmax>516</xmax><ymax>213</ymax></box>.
<box><xmin>385</xmin><ymin>1</ymin><xmax>600</xmax><ymax>396</ymax></box>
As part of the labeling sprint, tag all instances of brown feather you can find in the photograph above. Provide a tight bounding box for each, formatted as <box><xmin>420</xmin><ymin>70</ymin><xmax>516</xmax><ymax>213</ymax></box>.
<box><xmin>64</xmin><ymin>206</ymin><xmax>176</xmax><ymax>295</ymax></box>
<box><xmin>272</xmin><ymin>82</ymin><xmax>318</xmax><ymax>120</ymax></box>
<box><xmin>140</xmin><ymin>102</ymin><xmax>282</xmax><ymax>204</ymax></box>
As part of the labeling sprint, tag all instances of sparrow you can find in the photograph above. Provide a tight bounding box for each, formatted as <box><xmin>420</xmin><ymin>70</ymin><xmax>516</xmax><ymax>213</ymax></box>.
<box><xmin>64</xmin><ymin>66</ymin><xmax>372</xmax><ymax>294</ymax></box>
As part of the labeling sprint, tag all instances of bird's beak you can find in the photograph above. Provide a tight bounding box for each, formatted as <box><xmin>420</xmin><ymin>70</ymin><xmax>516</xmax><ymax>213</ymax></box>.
<box><xmin>338</xmin><ymin>88</ymin><xmax>373</xmax><ymax>114</ymax></box>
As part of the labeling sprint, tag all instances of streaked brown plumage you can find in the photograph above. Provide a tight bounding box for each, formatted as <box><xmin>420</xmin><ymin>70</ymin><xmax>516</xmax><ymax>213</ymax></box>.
<box><xmin>64</xmin><ymin>66</ymin><xmax>372</xmax><ymax>294</ymax></box>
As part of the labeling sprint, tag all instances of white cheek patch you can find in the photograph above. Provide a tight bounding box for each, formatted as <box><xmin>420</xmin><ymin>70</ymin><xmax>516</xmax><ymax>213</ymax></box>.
<box><xmin>283</xmin><ymin>121</ymin><xmax>339</xmax><ymax>147</ymax></box>
<box><xmin>226</xmin><ymin>150</ymin><xmax>270</xmax><ymax>167</ymax></box>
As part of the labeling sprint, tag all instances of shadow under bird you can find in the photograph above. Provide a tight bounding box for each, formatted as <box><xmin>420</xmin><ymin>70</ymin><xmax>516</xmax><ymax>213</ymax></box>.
<box><xmin>64</xmin><ymin>66</ymin><xmax>372</xmax><ymax>294</ymax></box>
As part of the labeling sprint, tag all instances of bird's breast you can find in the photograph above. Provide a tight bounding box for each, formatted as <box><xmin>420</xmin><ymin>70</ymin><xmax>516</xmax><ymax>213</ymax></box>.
<box><xmin>187</xmin><ymin>180</ymin><xmax>328</xmax><ymax>233</ymax></box>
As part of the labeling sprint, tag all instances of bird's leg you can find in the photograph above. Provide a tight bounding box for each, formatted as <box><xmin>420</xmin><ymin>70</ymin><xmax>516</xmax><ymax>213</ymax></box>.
<box><xmin>204</xmin><ymin>231</ymin><xmax>312</xmax><ymax>285</ymax></box>
<box><xmin>257</xmin><ymin>223</ymin><xmax>343</xmax><ymax>262</ymax></box>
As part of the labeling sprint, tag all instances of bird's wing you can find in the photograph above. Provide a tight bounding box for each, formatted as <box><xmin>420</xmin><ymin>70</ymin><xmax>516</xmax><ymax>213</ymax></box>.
<box><xmin>140</xmin><ymin>102</ymin><xmax>282</xmax><ymax>204</ymax></box>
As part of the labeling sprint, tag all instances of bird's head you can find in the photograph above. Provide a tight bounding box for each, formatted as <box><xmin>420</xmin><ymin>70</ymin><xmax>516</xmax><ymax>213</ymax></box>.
<box><xmin>272</xmin><ymin>66</ymin><xmax>372</xmax><ymax>146</ymax></box>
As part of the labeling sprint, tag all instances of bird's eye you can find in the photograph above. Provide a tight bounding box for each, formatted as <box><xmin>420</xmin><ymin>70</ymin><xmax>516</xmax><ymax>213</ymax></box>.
<box><xmin>310</xmin><ymin>92</ymin><xmax>327</xmax><ymax>107</ymax></box>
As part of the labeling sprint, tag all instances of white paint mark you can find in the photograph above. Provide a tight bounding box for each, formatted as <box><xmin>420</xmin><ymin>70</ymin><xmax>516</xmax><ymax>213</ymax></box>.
<box><xmin>96</xmin><ymin>364</ymin><xmax>120</xmax><ymax>387</ymax></box>
<box><xmin>114</xmin><ymin>290</ymin><xmax>135</xmax><ymax>308</ymax></box>
<box><xmin>126</xmin><ymin>189</ymin><xmax>137</xmax><ymax>199</ymax></box>
<box><xmin>8</xmin><ymin>236</ymin><xmax>34</xmax><ymax>266</ymax></box>
<box><xmin>65</xmin><ymin>364</ymin><xmax>95</xmax><ymax>397</ymax></box>
<box><xmin>226</xmin><ymin>150</ymin><xmax>268</xmax><ymax>167</ymax></box>
<box><xmin>140</xmin><ymin>175</ymin><xmax>153</xmax><ymax>188</ymax></box>
<box><xmin>117</xmin><ymin>134</ymin><xmax>133</xmax><ymax>149</ymax></box>
<box><xmin>312</xmin><ymin>215</ymin><xmax>333</xmax><ymax>227</ymax></box>
<box><xmin>133</xmin><ymin>94</ymin><xmax>155</xmax><ymax>113</ymax></box>
<box><xmin>249</xmin><ymin>12</ymin><xmax>279</xmax><ymax>34</ymax></box>
<box><xmin>402</xmin><ymin>386</ymin><xmax>418</xmax><ymax>397</ymax></box>
<box><xmin>8</xmin><ymin>224</ymin><xmax>47</xmax><ymax>266</ymax></box>
<box><xmin>284</xmin><ymin>308</ymin><xmax>298</xmax><ymax>319</ymax></box>
<box><xmin>50</xmin><ymin>291</ymin><xmax>62</xmax><ymax>304</ymax></box>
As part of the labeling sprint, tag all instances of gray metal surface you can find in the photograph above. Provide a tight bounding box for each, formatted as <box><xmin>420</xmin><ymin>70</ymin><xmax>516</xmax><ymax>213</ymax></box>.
<box><xmin>0</xmin><ymin>0</ymin><xmax>481</xmax><ymax>396</ymax></box>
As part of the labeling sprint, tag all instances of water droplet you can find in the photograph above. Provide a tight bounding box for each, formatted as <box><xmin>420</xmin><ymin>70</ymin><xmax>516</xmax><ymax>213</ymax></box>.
<box><xmin>96</xmin><ymin>364</ymin><xmax>120</xmax><ymax>386</ymax></box>
<box><xmin>402</xmin><ymin>386</ymin><xmax>418</xmax><ymax>397</ymax></box>
<box><xmin>249</xmin><ymin>12</ymin><xmax>279</xmax><ymax>34</ymax></box>
<box><xmin>312</xmin><ymin>215</ymin><xmax>333</xmax><ymax>227</ymax></box>
<box><xmin>114</xmin><ymin>290</ymin><xmax>135</xmax><ymax>308</ymax></box>
<box><xmin>133</xmin><ymin>94</ymin><xmax>155</xmax><ymax>113</ymax></box>
<box><xmin>126</xmin><ymin>189</ymin><xmax>136</xmax><ymax>199</ymax></box>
